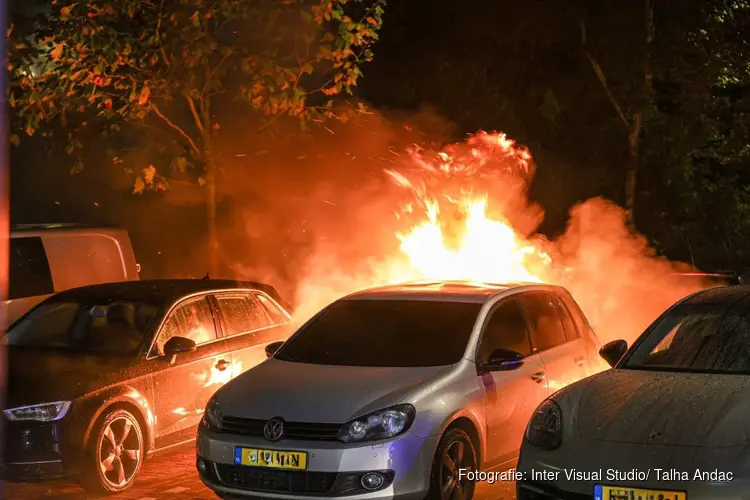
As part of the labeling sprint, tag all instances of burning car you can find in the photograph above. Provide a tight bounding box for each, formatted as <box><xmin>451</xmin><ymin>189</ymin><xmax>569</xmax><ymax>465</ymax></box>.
<box><xmin>516</xmin><ymin>285</ymin><xmax>750</xmax><ymax>499</ymax></box>
<box><xmin>196</xmin><ymin>280</ymin><xmax>600</xmax><ymax>500</ymax></box>
<box><xmin>2</xmin><ymin>279</ymin><xmax>291</xmax><ymax>493</ymax></box>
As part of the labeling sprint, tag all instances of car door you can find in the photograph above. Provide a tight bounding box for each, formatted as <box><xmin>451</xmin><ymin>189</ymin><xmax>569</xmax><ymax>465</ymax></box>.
<box><xmin>212</xmin><ymin>291</ymin><xmax>290</xmax><ymax>378</ymax></box>
<box><xmin>558</xmin><ymin>289</ymin><xmax>603</xmax><ymax>375</ymax></box>
<box><xmin>475</xmin><ymin>296</ymin><xmax>548</xmax><ymax>467</ymax></box>
<box><xmin>552</xmin><ymin>293</ymin><xmax>595</xmax><ymax>377</ymax></box>
<box><xmin>147</xmin><ymin>294</ymin><xmax>234</xmax><ymax>448</ymax></box>
<box><xmin>517</xmin><ymin>291</ymin><xmax>585</xmax><ymax>394</ymax></box>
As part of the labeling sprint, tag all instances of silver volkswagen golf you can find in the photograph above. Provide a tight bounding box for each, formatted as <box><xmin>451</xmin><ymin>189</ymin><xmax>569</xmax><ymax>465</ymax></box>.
<box><xmin>196</xmin><ymin>281</ymin><xmax>601</xmax><ymax>500</ymax></box>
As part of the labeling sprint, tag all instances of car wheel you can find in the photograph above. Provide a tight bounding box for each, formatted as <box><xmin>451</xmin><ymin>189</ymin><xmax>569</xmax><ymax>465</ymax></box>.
<box><xmin>80</xmin><ymin>408</ymin><xmax>144</xmax><ymax>494</ymax></box>
<box><xmin>426</xmin><ymin>427</ymin><xmax>477</xmax><ymax>500</ymax></box>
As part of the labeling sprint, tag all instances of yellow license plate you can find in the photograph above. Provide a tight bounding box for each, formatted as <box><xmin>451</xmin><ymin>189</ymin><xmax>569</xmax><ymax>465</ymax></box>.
<box><xmin>595</xmin><ymin>484</ymin><xmax>686</xmax><ymax>500</ymax></box>
<box><xmin>233</xmin><ymin>447</ymin><xmax>307</xmax><ymax>470</ymax></box>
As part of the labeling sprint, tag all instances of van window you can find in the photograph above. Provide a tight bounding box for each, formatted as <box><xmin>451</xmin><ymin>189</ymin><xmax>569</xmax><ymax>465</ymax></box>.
<box><xmin>9</xmin><ymin>237</ymin><xmax>54</xmax><ymax>299</ymax></box>
<box><xmin>43</xmin><ymin>234</ymin><xmax>126</xmax><ymax>291</ymax></box>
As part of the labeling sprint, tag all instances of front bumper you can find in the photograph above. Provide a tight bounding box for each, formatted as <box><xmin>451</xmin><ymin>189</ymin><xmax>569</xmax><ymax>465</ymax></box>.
<box><xmin>517</xmin><ymin>439</ymin><xmax>750</xmax><ymax>500</ymax></box>
<box><xmin>2</xmin><ymin>420</ymin><xmax>69</xmax><ymax>481</ymax></box>
<box><xmin>196</xmin><ymin>426</ymin><xmax>437</xmax><ymax>499</ymax></box>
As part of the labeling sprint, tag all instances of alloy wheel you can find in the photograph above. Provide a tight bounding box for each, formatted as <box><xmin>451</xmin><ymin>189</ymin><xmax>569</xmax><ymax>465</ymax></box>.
<box><xmin>440</xmin><ymin>436</ymin><xmax>475</xmax><ymax>500</ymax></box>
<box><xmin>97</xmin><ymin>414</ymin><xmax>142</xmax><ymax>489</ymax></box>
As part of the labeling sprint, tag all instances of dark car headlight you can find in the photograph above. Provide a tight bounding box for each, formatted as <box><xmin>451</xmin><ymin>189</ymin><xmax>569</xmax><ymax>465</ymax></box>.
<box><xmin>4</xmin><ymin>401</ymin><xmax>71</xmax><ymax>422</ymax></box>
<box><xmin>525</xmin><ymin>399</ymin><xmax>563</xmax><ymax>450</ymax></box>
<box><xmin>202</xmin><ymin>397</ymin><xmax>223</xmax><ymax>430</ymax></box>
<box><xmin>337</xmin><ymin>404</ymin><xmax>416</xmax><ymax>443</ymax></box>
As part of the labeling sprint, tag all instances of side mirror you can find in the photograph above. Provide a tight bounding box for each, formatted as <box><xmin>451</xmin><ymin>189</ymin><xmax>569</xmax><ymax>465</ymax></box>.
<box><xmin>480</xmin><ymin>349</ymin><xmax>525</xmax><ymax>373</ymax></box>
<box><xmin>265</xmin><ymin>341</ymin><xmax>284</xmax><ymax>358</ymax></box>
<box><xmin>599</xmin><ymin>339</ymin><xmax>628</xmax><ymax>367</ymax></box>
<box><xmin>163</xmin><ymin>336</ymin><xmax>197</xmax><ymax>357</ymax></box>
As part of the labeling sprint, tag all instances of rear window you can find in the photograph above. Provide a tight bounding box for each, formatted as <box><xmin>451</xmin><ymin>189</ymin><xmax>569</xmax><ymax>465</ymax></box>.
<box><xmin>275</xmin><ymin>299</ymin><xmax>482</xmax><ymax>367</ymax></box>
<box><xmin>256</xmin><ymin>293</ymin><xmax>289</xmax><ymax>325</ymax></box>
<box><xmin>215</xmin><ymin>295</ymin><xmax>271</xmax><ymax>336</ymax></box>
<box><xmin>9</xmin><ymin>237</ymin><xmax>54</xmax><ymax>299</ymax></box>
<box><xmin>624</xmin><ymin>296</ymin><xmax>750</xmax><ymax>374</ymax></box>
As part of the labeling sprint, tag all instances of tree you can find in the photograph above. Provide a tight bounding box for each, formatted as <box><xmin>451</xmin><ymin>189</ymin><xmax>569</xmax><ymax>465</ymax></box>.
<box><xmin>8</xmin><ymin>0</ymin><xmax>385</xmax><ymax>274</ymax></box>
<box><xmin>579</xmin><ymin>0</ymin><xmax>655</xmax><ymax>226</ymax></box>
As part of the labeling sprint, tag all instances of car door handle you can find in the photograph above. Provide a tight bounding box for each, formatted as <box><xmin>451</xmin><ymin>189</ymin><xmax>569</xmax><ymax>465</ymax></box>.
<box><xmin>531</xmin><ymin>371</ymin><xmax>546</xmax><ymax>383</ymax></box>
<box><xmin>215</xmin><ymin>359</ymin><xmax>230</xmax><ymax>371</ymax></box>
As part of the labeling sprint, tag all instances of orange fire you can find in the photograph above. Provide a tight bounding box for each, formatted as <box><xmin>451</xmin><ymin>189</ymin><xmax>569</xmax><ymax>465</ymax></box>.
<box><xmin>386</xmin><ymin>131</ymin><xmax>554</xmax><ymax>287</ymax></box>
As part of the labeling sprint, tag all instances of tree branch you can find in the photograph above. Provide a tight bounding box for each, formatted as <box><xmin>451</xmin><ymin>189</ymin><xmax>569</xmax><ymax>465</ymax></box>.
<box><xmin>185</xmin><ymin>95</ymin><xmax>205</xmax><ymax>135</ymax></box>
<box><xmin>156</xmin><ymin>0</ymin><xmax>170</xmax><ymax>68</ymax></box>
<box><xmin>580</xmin><ymin>21</ymin><xmax>631</xmax><ymax>131</ymax></box>
<box><xmin>149</xmin><ymin>102</ymin><xmax>200</xmax><ymax>155</ymax></box>
<box><xmin>202</xmin><ymin>49</ymin><xmax>233</xmax><ymax>98</ymax></box>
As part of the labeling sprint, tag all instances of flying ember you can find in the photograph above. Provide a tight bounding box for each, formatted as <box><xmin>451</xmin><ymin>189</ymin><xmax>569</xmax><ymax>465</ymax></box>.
<box><xmin>385</xmin><ymin>131</ymin><xmax>553</xmax><ymax>284</ymax></box>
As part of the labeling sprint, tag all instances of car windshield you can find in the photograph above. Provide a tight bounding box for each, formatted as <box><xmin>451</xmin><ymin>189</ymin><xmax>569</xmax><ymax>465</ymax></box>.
<box><xmin>5</xmin><ymin>298</ymin><xmax>161</xmax><ymax>355</ymax></box>
<box><xmin>624</xmin><ymin>299</ymin><xmax>750</xmax><ymax>374</ymax></box>
<box><xmin>274</xmin><ymin>299</ymin><xmax>482</xmax><ymax>367</ymax></box>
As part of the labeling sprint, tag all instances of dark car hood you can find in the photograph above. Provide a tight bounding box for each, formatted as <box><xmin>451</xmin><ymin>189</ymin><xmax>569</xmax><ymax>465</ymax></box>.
<box><xmin>7</xmin><ymin>346</ymin><xmax>136</xmax><ymax>407</ymax></box>
<box><xmin>577</xmin><ymin>369</ymin><xmax>750</xmax><ymax>447</ymax></box>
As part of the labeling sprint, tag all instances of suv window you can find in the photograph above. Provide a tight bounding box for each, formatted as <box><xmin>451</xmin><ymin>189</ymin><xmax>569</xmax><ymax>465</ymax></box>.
<box><xmin>9</xmin><ymin>237</ymin><xmax>54</xmax><ymax>299</ymax></box>
<box><xmin>554</xmin><ymin>295</ymin><xmax>580</xmax><ymax>342</ymax></box>
<box><xmin>518</xmin><ymin>292</ymin><xmax>568</xmax><ymax>352</ymax></box>
<box><xmin>477</xmin><ymin>298</ymin><xmax>531</xmax><ymax>364</ymax></box>
<box><xmin>154</xmin><ymin>297</ymin><xmax>217</xmax><ymax>355</ymax></box>
<box><xmin>256</xmin><ymin>293</ymin><xmax>289</xmax><ymax>325</ymax></box>
<box><xmin>216</xmin><ymin>295</ymin><xmax>270</xmax><ymax>336</ymax></box>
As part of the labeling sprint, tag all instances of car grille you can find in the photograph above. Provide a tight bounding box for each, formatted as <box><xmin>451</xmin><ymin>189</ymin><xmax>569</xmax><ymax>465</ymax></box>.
<box><xmin>220</xmin><ymin>416</ymin><xmax>342</xmax><ymax>441</ymax></box>
<box><xmin>215</xmin><ymin>464</ymin><xmax>338</xmax><ymax>494</ymax></box>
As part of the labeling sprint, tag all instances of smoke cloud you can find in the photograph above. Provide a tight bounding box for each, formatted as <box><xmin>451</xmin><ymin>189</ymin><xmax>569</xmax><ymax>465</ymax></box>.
<box><xmin>73</xmin><ymin>104</ymin><xmax>708</xmax><ymax>345</ymax></box>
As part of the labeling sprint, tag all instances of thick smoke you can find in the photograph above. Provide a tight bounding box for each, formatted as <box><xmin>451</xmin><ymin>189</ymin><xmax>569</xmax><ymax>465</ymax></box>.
<box><xmin>202</xmin><ymin>108</ymin><xmax>706</xmax><ymax>343</ymax></box>
<box><xmin>85</xmin><ymin>105</ymin><xmax>708</xmax><ymax>344</ymax></box>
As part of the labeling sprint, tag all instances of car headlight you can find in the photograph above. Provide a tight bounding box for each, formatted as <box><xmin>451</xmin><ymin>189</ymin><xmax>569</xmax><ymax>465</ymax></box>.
<box><xmin>202</xmin><ymin>397</ymin><xmax>223</xmax><ymax>430</ymax></box>
<box><xmin>337</xmin><ymin>404</ymin><xmax>416</xmax><ymax>443</ymax></box>
<box><xmin>525</xmin><ymin>399</ymin><xmax>563</xmax><ymax>450</ymax></box>
<box><xmin>3</xmin><ymin>401</ymin><xmax>71</xmax><ymax>422</ymax></box>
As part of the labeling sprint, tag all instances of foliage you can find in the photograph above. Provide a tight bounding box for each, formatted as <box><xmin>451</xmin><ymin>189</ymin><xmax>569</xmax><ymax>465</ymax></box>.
<box><xmin>7</xmin><ymin>0</ymin><xmax>386</xmax><ymax>189</ymax></box>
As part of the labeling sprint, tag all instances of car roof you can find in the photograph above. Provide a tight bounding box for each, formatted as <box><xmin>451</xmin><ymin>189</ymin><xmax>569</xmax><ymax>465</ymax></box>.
<box><xmin>45</xmin><ymin>279</ymin><xmax>288</xmax><ymax>309</ymax></box>
<box><xmin>10</xmin><ymin>223</ymin><xmax>131</xmax><ymax>239</ymax></box>
<box><xmin>682</xmin><ymin>285</ymin><xmax>750</xmax><ymax>305</ymax></box>
<box><xmin>344</xmin><ymin>280</ymin><xmax>553</xmax><ymax>303</ymax></box>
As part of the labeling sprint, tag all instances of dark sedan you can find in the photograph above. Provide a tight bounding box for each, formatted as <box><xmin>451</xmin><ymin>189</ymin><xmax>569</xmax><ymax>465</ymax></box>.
<box><xmin>2</xmin><ymin>279</ymin><xmax>292</xmax><ymax>494</ymax></box>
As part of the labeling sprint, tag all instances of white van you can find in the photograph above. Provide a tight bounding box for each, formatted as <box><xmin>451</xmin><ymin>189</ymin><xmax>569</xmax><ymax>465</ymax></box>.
<box><xmin>8</xmin><ymin>224</ymin><xmax>140</xmax><ymax>325</ymax></box>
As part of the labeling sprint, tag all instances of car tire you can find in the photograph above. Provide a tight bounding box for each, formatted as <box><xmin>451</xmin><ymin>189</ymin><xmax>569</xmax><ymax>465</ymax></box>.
<box><xmin>79</xmin><ymin>408</ymin><xmax>145</xmax><ymax>494</ymax></box>
<box><xmin>426</xmin><ymin>427</ymin><xmax>478</xmax><ymax>500</ymax></box>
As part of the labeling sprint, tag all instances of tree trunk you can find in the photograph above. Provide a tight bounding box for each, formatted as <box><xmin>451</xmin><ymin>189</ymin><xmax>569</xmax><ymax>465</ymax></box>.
<box><xmin>625</xmin><ymin>0</ymin><xmax>655</xmax><ymax>227</ymax></box>
<box><xmin>625</xmin><ymin>113</ymin><xmax>641</xmax><ymax>225</ymax></box>
<box><xmin>204</xmin><ymin>158</ymin><xmax>219</xmax><ymax>277</ymax></box>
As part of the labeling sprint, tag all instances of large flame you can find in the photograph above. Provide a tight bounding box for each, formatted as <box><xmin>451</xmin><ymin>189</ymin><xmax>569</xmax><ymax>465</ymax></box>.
<box><xmin>287</xmin><ymin>127</ymin><xmax>705</xmax><ymax>347</ymax></box>
<box><xmin>387</xmin><ymin>131</ymin><xmax>555</xmax><ymax>287</ymax></box>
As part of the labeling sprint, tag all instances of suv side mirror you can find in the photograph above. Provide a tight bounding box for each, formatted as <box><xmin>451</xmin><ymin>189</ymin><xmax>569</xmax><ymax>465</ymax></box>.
<box><xmin>163</xmin><ymin>336</ymin><xmax>197</xmax><ymax>358</ymax></box>
<box><xmin>480</xmin><ymin>349</ymin><xmax>525</xmax><ymax>373</ymax></box>
<box><xmin>265</xmin><ymin>341</ymin><xmax>284</xmax><ymax>358</ymax></box>
<box><xmin>599</xmin><ymin>339</ymin><xmax>628</xmax><ymax>367</ymax></box>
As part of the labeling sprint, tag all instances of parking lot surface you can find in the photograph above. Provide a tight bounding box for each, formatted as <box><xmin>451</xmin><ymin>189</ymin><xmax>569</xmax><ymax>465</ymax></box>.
<box><xmin>3</xmin><ymin>445</ymin><xmax>516</xmax><ymax>499</ymax></box>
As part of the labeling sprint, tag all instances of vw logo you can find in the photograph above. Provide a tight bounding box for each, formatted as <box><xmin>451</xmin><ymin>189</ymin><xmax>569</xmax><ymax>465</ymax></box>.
<box><xmin>263</xmin><ymin>417</ymin><xmax>284</xmax><ymax>441</ymax></box>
